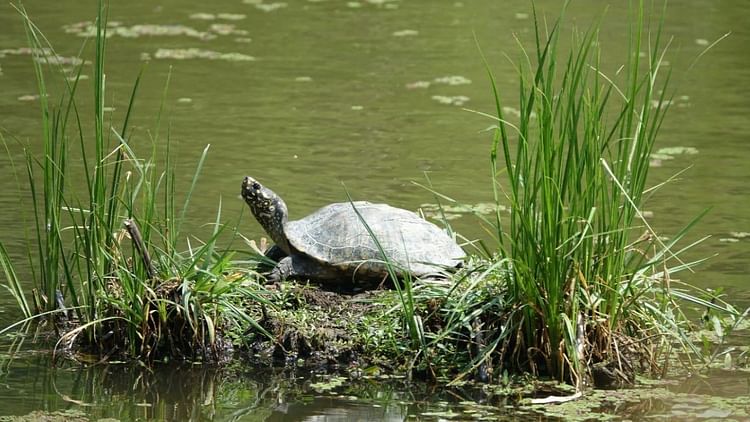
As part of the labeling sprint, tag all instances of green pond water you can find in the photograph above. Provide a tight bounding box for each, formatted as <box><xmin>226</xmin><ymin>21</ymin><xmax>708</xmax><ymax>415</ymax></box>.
<box><xmin>0</xmin><ymin>0</ymin><xmax>749</xmax><ymax>420</ymax></box>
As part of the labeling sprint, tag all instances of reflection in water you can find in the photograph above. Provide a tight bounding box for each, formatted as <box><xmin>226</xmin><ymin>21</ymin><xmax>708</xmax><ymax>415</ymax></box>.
<box><xmin>0</xmin><ymin>353</ymin><xmax>415</xmax><ymax>421</ymax></box>
<box><xmin>1</xmin><ymin>332</ymin><xmax>749</xmax><ymax>420</ymax></box>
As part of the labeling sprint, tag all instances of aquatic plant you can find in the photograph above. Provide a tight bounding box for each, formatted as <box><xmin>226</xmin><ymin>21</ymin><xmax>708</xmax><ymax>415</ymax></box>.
<box><xmin>358</xmin><ymin>1</ymin><xmax>744</xmax><ymax>388</ymax></box>
<box><xmin>1</xmin><ymin>1</ymin><xmax>268</xmax><ymax>362</ymax></box>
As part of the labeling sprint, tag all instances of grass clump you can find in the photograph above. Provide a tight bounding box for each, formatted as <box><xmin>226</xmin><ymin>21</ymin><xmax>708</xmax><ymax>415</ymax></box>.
<box><xmin>368</xmin><ymin>2</ymin><xmax>742</xmax><ymax>386</ymax></box>
<box><xmin>1</xmin><ymin>1</ymin><xmax>268</xmax><ymax>362</ymax></box>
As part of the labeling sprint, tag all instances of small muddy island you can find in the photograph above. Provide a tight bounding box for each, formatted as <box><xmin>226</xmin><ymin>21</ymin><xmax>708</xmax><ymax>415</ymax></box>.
<box><xmin>1</xmin><ymin>0</ymin><xmax>749</xmax><ymax>420</ymax></box>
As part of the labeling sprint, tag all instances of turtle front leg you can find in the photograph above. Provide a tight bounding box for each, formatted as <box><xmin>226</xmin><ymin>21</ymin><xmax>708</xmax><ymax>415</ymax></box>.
<box><xmin>266</xmin><ymin>254</ymin><xmax>344</xmax><ymax>284</ymax></box>
<box><xmin>267</xmin><ymin>256</ymin><xmax>294</xmax><ymax>283</ymax></box>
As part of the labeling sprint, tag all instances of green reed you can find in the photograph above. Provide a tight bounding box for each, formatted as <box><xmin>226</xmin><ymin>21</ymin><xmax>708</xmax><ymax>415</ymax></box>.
<box><xmin>2</xmin><ymin>0</ymin><xmax>267</xmax><ymax>361</ymax></box>
<box><xmin>476</xmin><ymin>1</ymin><xmax>700</xmax><ymax>381</ymax></box>
<box><xmin>388</xmin><ymin>1</ymin><xmax>740</xmax><ymax>385</ymax></box>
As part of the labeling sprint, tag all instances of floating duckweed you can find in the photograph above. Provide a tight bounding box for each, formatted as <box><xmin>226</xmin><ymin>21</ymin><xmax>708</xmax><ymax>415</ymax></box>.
<box><xmin>177</xmin><ymin>97</ymin><xmax>193</xmax><ymax>103</ymax></box>
<box><xmin>234</xmin><ymin>37</ymin><xmax>253</xmax><ymax>43</ymax></box>
<box><xmin>0</xmin><ymin>47</ymin><xmax>85</xmax><ymax>67</ymax></box>
<box><xmin>431</xmin><ymin>95</ymin><xmax>469</xmax><ymax>106</ymax></box>
<box><xmin>433</xmin><ymin>75</ymin><xmax>471</xmax><ymax>85</ymax></box>
<box><xmin>190</xmin><ymin>12</ymin><xmax>246</xmax><ymax>21</ymax></box>
<box><xmin>218</xmin><ymin>13</ymin><xmax>247</xmax><ymax>20</ymax></box>
<box><xmin>502</xmin><ymin>106</ymin><xmax>537</xmax><ymax>119</ymax></box>
<box><xmin>189</xmin><ymin>13</ymin><xmax>216</xmax><ymax>20</ymax></box>
<box><xmin>658</xmin><ymin>147</ymin><xmax>699</xmax><ymax>155</ymax></box>
<box><xmin>6</xmin><ymin>409</ymin><xmax>90</xmax><ymax>422</ymax></box>
<box><xmin>347</xmin><ymin>2</ymin><xmax>362</xmax><ymax>7</ymax></box>
<box><xmin>718</xmin><ymin>238</ymin><xmax>739</xmax><ymax>243</ymax></box>
<box><xmin>66</xmin><ymin>74</ymin><xmax>89</xmax><ymax>82</ymax></box>
<box><xmin>295</xmin><ymin>76</ymin><xmax>313</xmax><ymax>82</ymax></box>
<box><xmin>17</xmin><ymin>94</ymin><xmax>39</xmax><ymax>102</ymax></box>
<box><xmin>650</xmin><ymin>99</ymin><xmax>674</xmax><ymax>109</ymax></box>
<box><xmin>37</xmin><ymin>55</ymin><xmax>84</xmax><ymax>66</ymax></box>
<box><xmin>405</xmin><ymin>80</ymin><xmax>430</xmax><ymax>89</ymax></box>
<box><xmin>653</xmin><ymin>146</ymin><xmax>699</xmax><ymax>158</ymax></box>
<box><xmin>730</xmin><ymin>231</ymin><xmax>750</xmax><ymax>239</ymax></box>
<box><xmin>351</xmin><ymin>105</ymin><xmax>363</xmax><ymax>110</ymax></box>
<box><xmin>366</xmin><ymin>0</ymin><xmax>399</xmax><ymax>5</ymax></box>
<box><xmin>63</xmin><ymin>22</ymin><xmax>217</xmax><ymax>40</ymax></box>
<box><xmin>392</xmin><ymin>29</ymin><xmax>418</xmax><ymax>37</ymax></box>
<box><xmin>649</xmin><ymin>153</ymin><xmax>673</xmax><ymax>161</ymax></box>
<box><xmin>420</xmin><ymin>411</ymin><xmax>462</xmax><ymax>418</ymax></box>
<box><xmin>310</xmin><ymin>376</ymin><xmax>347</xmax><ymax>392</ymax></box>
<box><xmin>696</xmin><ymin>38</ymin><xmax>710</xmax><ymax>46</ymax></box>
<box><xmin>247</xmin><ymin>1</ymin><xmax>288</xmax><ymax>12</ymax></box>
<box><xmin>209</xmin><ymin>23</ymin><xmax>248</xmax><ymax>36</ymax></box>
<box><xmin>420</xmin><ymin>202</ymin><xmax>505</xmax><ymax>220</ymax></box>
<box><xmin>153</xmin><ymin>48</ymin><xmax>255</xmax><ymax>61</ymax></box>
<box><xmin>515</xmin><ymin>12</ymin><xmax>530</xmax><ymax>19</ymax></box>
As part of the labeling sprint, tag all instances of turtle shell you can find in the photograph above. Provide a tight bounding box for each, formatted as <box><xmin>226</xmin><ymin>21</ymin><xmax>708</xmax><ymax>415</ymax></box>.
<box><xmin>284</xmin><ymin>201</ymin><xmax>464</xmax><ymax>279</ymax></box>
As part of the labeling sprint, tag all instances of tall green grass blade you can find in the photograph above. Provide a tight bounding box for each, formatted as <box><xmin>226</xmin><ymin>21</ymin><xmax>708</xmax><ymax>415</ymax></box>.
<box><xmin>0</xmin><ymin>243</ymin><xmax>30</xmax><ymax>318</ymax></box>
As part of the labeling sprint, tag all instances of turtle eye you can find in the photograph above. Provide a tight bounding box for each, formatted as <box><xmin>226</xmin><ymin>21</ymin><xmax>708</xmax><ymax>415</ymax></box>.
<box><xmin>252</xmin><ymin>181</ymin><xmax>261</xmax><ymax>191</ymax></box>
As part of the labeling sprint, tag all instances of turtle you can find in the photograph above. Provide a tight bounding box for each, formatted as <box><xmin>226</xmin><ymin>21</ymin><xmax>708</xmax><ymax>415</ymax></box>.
<box><xmin>241</xmin><ymin>176</ymin><xmax>465</xmax><ymax>284</ymax></box>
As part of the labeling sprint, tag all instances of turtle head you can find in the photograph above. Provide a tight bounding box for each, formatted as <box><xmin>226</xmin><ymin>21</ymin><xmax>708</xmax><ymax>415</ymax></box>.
<box><xmin>241</xmin><ymin>176</ymin><xmax>291</xmax><ymax>254</ymax></box>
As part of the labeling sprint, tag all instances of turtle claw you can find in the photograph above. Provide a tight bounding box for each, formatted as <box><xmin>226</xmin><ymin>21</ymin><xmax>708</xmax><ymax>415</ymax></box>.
<box><xmin>266</xmin><ymin>270</ymin><xmax>282</xmax><ymax>284</ymax></box>
<box><xmin>265</xmin><ymin>256</ymin><xmax>293</xmax><ymax>284</ymax></box>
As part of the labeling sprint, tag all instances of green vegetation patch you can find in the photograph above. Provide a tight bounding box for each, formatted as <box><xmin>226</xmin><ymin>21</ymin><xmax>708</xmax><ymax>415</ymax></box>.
<box><xmin>2</xmin><ymin>1</ymin><xmax>747</xmax><ymax>410</ymax></box>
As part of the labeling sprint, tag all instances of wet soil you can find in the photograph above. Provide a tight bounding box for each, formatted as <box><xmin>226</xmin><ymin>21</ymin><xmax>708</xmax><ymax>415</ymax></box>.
<box><xmin>246</xmin><ymin>283</ymin><xmax>389</xmax><ymax>370</ymax></box>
